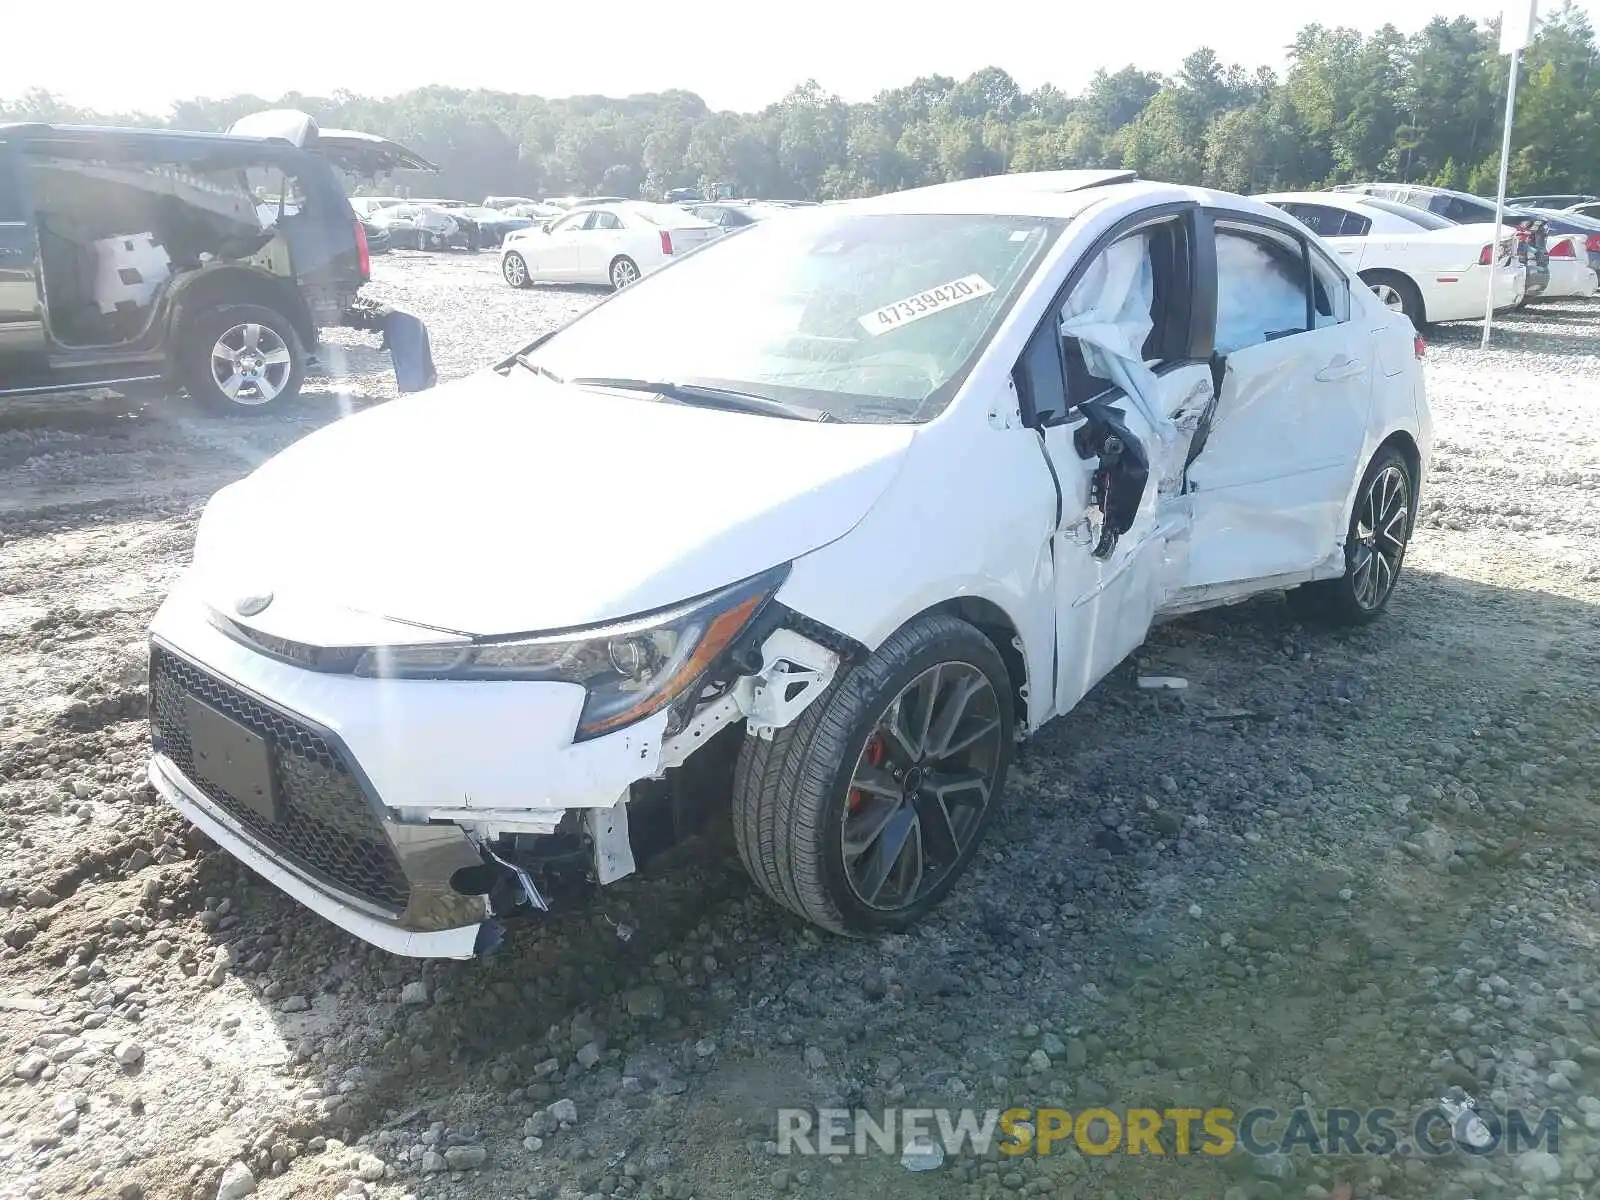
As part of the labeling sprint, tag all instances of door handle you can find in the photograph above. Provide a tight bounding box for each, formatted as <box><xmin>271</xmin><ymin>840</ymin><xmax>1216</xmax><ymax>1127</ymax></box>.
<box><xmin>1315</xmin><ymin>356</ymin><xmax>1365</xmax><ymax>382</ymax></box>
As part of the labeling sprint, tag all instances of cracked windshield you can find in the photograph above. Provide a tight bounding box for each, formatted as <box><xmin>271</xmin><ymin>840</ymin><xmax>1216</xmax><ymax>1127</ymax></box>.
<box><xmin>1</xmin><ymin>1</ymin><xmax>1598</xmax><ymax>1198</ymax></box>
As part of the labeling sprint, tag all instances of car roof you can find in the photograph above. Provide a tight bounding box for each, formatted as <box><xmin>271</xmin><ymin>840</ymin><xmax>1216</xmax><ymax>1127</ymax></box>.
<box><xmin>1344</xmin><ymin>182</ymin><xmax>1496</xmax><ymax>206</ymax></box>
<box><xmin>832</xmin><ymin>171</ymin><xmax>1283</xmax><ymax>225</ymax></box>
<box><xmin>1255</xmin><ymin>191</ymin><xmax>1383</xmax><ymax>212</ymax></box>
<box><xmin>0</xmin><ymin>121</ymin><xmax>306</xmax><ymax>162</ymax></box>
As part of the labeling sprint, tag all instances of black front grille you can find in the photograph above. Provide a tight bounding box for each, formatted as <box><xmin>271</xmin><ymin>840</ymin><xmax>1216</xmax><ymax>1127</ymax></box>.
<box><xmin>150</xmin><ymin>646</ymin><xmax>411</xmax><ymax>912</ymax></box>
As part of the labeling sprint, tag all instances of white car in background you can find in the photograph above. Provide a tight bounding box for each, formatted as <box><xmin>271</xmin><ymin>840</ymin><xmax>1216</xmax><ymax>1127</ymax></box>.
<box><xmin>148</xmin><ymin>170</ymin><xmax>1429</xmax><ymax>958</ymax></box>
<box><xmin>500</xmin><ymin>201</ymin><xmax>719</xmax><ymax>290</ymax></box>
<box><xmin>1257</xmin><ymin>191</ymin><xmax>1524</xmax><ymax>325</ymax></box>
<box><xmin>1540</xmin><ymin>230</ymin><xmax>1600</xmax><ymax>300</ymax></box>
<box><xmin>685</xmin><ymin>200</ymin><xmax>808</xmax><ymax>238</ymax></box>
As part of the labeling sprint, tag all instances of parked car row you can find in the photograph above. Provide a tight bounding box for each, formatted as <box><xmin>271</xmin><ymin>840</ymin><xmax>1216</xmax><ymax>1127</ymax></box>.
<box><xmin>1246</xmin><ymin>182</ymin><xmax>1598</xmax><ymax>328</ymax></box>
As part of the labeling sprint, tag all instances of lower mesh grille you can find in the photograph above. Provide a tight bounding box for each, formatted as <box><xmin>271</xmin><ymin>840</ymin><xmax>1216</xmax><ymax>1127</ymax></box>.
<box><xmin>150</xmin><ymin>646</ymin><xmax>410</xmax><ymax>912</ymax></box>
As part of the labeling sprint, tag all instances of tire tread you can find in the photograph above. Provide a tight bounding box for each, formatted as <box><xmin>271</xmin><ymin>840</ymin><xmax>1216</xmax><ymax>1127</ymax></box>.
<box><xmin>731</xmin><ymin>614</ymin><xmax>1011</xmax><ymax>936</ymax></box>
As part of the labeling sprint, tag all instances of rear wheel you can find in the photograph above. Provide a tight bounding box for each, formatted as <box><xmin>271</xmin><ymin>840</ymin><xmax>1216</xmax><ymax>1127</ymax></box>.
<box><xmin>1289</xmin><ymin>444</ymin><xmax>1415</xmax><ymax>625</ymax></box>
<box><xmin>610</xmin><ymin>256</ymin><xmax>640</xmax><ymax>290</ymax></box>
<box><xmin>1359</xmin><ymin>271</ymin><xmax>1424</xmax><ymax>327</ymax></box>
<box><xmin>178</xmin><ymin>304</ymin><xmax>305</xmax><ymax>416</ymax></box>
<box><xmin>502</xmin><ymin>252</ymin><xmax>531</xmax><ymax>289</ymax></box>
<box><xmin>732</xmin><ymin>614</ymin><xmax>1014</xmax><ymax>935</ymax></box>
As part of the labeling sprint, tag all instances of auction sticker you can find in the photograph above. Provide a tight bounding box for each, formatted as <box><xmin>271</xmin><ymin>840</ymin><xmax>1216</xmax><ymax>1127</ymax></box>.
<box><xmin>859</xmin><ymin>274</ymin><xmax>995</xmax><ymax>335</ymax></box>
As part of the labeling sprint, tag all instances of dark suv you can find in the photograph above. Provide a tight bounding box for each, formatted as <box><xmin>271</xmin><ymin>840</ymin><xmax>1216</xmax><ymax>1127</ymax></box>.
<box><xmin>0</xmin><ymin>116</ymin><xmax>431</xmax><ymax>413</ymax></box>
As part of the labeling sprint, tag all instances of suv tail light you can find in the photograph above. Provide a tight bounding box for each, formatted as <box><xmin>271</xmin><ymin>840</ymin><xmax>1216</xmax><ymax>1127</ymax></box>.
<box><xmin>1588</xmin><ymin>233</ymin><xmax>1600</xmax><ymax>254</ymax></box>
<box><xmin>354</xmin><ymin>218</ymin><xmax>370</xmax><ymax>280</ymax></box>
<box><xmin>659</xmin><ymin>230</ymin><xmax>674</xmax><ymax>255</ymax></box>
<box><xmin>1549</xmin><ymin>238</ymin><xmax>1575</xmax><ymax>258</ymax></box>
<box><xmin>1479</xmin><ymin>244</ymin><xmax>1494</xmax><ymax>266</ymax></box>
<box><xmin>1414</xmin><ymin>333</ymin><xmax>1427</xmax><ymax>359</ymax></box>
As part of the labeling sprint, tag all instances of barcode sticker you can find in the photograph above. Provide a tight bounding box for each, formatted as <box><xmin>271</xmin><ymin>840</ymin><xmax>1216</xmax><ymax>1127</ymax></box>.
<box><xmin>859</xmin><ymin>274</ymin><xmax>995</xmax><ymax>336</ymax></box>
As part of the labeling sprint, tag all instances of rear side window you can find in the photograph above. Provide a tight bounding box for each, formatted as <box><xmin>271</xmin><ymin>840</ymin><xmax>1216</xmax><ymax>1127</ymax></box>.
<box><xmin>1359</xmin><ymin>196</ymin><xmax>1453</xmax><ymax>231</ymax></box>
<box><xmin>1439</xmin><ymin>195</ymin><xmax>1491</xmax><ymax>223</ymax></box>
<box><xmin>245</xmin><ymin>165</ymin><xmax>309</xmax><ymax>221</ymax></box>
<box><xmin>1287</xmin><ymin>204</ymin><xmax>1371</xmax><ymax>238</ymax></box>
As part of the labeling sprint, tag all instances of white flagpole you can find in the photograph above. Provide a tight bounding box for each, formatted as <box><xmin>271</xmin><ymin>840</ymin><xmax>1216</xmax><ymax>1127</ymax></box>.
<box><xmin>1483</xmin><ymin>0</ymin><xmax>1537</xmax><ymax>349</ymax></box>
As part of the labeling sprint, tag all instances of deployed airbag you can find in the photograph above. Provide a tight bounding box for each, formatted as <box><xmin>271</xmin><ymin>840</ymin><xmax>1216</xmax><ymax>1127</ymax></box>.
<box><xmin>1058</xmin><ymin>233</ymin><xmax>1160</xmax><ymax>425</ymax></box>
<box><xmin>1214</xmin><ymin>234</ymin><xmax>1308</xmax><ymax>355</ymax></box>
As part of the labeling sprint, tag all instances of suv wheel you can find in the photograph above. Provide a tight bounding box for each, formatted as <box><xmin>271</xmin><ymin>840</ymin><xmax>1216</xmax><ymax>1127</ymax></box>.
<box><xmin>732</xmin><ymin>614</ymin><xmax>1014</xmax><ymax>935</ymax></box>
<box><xmin>179</xmin><ymin>304</ymin><xmax>305</xmax><ymax>415</ymax></box>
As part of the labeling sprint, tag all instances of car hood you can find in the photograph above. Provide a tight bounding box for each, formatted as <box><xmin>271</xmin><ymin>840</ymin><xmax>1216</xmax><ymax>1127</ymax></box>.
<box><xmin>189</xmin><ymin>372</ymin><xmax>917</xmax><ymax>638</ymax></box>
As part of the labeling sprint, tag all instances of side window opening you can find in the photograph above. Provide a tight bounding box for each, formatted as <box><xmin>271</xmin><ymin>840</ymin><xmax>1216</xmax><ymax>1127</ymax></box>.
<box><xmin>1055</xmin><ymin>219</ymin><xmax>1187</xmax><ymax>408</ymax></box>
<box><xmin>1212</xmin><ymin>222</ymin><xmax>1312</xmax><ymax>354</ymax></box>
<box><xmin>1341</xmin><ymin>212</ymin><xmax>1373</xmax><ymax>237</ymax></box>
<box><xmin>245</xmin><ymin>164</ymin><xmax>309</xmax><ymax>224</ymax></box>
<box><xmin>24</xmin><ymin>149</ymin><xmax>276</xmax><ymax>350</ymax></box>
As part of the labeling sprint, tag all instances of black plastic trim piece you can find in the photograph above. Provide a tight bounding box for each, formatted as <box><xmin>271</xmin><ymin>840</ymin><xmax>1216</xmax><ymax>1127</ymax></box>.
<box><xmin>772</xmin><ymin>605</ymin><xmax>870</xmax><ymax>664</ymax></box>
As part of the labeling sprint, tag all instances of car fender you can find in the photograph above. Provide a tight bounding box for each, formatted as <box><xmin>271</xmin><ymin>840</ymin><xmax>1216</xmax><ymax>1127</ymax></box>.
<box><xmin>774</xmin><ymin>390</ymin><xmax>1061</xmax><ymax>732</ymax></box>
<box><xmin>163</xmin><ymin>263</ymin><xmax>318</xmax><ymax>352</ymax></box>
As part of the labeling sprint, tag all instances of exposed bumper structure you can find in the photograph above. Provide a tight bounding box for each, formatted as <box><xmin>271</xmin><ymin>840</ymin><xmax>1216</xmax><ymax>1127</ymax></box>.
<box><xmin>144</xmin><ymin>579</ymin><xmax>844</xmax><ymax>958</ymax></box>
<box><xmin>147</xmin><ymin>637</ymin><xmax>493</xmax><ymax>958</ymax></box>
<box><xmin>148</xmin><ymin>752</ymin><xmax>484</xmax><ymax>958</ymax></box>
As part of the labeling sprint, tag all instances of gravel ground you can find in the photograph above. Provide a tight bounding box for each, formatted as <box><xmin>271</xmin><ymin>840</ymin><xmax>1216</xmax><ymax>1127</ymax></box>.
<box><xmin>2</xmin><ymin>250</ymin><xmax>1599</xmax><ymax>1200</ymax></box>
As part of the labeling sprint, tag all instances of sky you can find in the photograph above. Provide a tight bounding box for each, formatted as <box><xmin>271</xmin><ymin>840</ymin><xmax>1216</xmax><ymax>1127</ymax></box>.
<box><xmin>8</xmin><ymin>0</ymin><xmax>1597</xmax><ymax>115</ymax></box>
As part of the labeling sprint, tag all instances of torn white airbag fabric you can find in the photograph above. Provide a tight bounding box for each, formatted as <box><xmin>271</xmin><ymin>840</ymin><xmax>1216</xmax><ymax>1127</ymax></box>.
<box><xmin>1214</xmin><ymin>234</ymin><xmax>1308</xmax><ymax>356</ymax></box>
<box><xmin>1058</xmin><ymin>233</ymin><xmax>1160</xmax><ymax>425</ymax></box>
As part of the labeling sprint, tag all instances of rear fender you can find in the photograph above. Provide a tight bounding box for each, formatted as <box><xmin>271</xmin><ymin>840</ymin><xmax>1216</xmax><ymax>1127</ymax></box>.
<box><xmin>163</xmin><ymin>264</ymin><xmax>319</xmax><ymax>354</ymax></box>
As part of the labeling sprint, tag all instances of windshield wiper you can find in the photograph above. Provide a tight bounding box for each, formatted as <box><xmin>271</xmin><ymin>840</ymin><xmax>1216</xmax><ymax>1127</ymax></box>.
<box><xmin>570</xmin><ymin>376</ymin><xmax>835</xmax><ymax>422</ymax></box>
<box><xmin>512</xmin><ymin>354</ymin><xmax>564</xmax><ymax>383</ymax></box>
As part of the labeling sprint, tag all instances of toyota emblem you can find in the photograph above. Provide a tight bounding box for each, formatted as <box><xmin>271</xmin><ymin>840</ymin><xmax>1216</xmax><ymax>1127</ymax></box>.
<box><xmin>235</xmin><ymin>592</ymin><xmax>274</xmax><ymax>617</ymax></box>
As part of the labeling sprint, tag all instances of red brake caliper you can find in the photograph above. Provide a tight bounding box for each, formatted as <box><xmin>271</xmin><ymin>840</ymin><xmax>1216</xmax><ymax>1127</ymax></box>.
<box><xmin>849</xmin><ymin>731</ymin><xmax>886</xmax><ymax>813</ymax></box>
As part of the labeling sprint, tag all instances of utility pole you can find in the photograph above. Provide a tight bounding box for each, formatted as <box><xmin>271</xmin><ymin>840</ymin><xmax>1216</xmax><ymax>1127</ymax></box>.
<box><xmin>1482</xmin><ymin>0</ymin><xmax>1538</xmax><ymax>348</ymax></box>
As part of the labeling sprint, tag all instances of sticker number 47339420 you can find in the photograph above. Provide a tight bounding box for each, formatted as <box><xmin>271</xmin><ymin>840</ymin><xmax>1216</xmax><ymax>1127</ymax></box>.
<box><xmin>859</xmin><ymin>274</ymin><xmax>995</xmax><ymax>336</ymax></box>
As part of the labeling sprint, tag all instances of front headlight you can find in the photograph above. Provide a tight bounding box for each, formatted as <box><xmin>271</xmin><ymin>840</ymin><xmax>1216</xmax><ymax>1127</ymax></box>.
<box><xmin>352</xmin><ymin>564</ymin><xmax>787</xmax><ymax>740</ymax></box>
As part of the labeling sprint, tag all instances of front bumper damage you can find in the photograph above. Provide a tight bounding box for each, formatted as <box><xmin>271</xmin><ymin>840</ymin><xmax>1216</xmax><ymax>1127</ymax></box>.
<box><xmin>145</xmin><ymin>585</ymin><xmax>844</xmax><ymax>958</ymax></box>
<box><xmin>148</xmin><ymin>753</ymin><xmax>490</xmax><ymax>958</ymax></box>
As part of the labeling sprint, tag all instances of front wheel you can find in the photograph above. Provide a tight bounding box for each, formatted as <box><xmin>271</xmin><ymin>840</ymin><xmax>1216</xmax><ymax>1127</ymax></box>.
<box><xmin>177</xmin><ymin>304</ymin><xmax>305</xmax><ymax>415</ymax></box>
<box><xmin>502</xmin><ymin>251</ymin><xmax>531</xmax><ymax>289</ymax></box>
<box><xmin>1289</xmin><ymin>444</ymin><xmax>1415</xmax><ymax>624</ymax></box>
<box><xmin>610</xmin><ymin>256</ymin><xmax>640</xmax><ymax>290</ymax></box>
<box><xmin>732</xmin><ymin>614</ymin><xmax>1014</xmax><ymax>935</ymax></box>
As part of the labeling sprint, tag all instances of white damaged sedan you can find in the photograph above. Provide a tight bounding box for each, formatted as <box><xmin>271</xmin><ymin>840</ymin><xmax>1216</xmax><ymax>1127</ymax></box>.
<box><xmin>147</xmin><ymin>169</ymin><xmax>1431</xmax><ymax>958</ymax></box>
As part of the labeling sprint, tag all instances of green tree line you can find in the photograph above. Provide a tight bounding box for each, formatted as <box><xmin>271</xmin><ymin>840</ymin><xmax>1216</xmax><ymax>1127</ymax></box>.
<box><xmin>5</xmin><ymin>4</ymin><xmax>1597</xmax><ymax>203</ymax></box>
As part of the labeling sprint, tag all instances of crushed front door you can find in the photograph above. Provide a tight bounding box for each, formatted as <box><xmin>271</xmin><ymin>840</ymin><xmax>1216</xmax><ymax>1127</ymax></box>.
<box><xmin>1027</xmin><ymin>219</ymin><xmax>1212</xmax><ymax>713</ymax></box>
